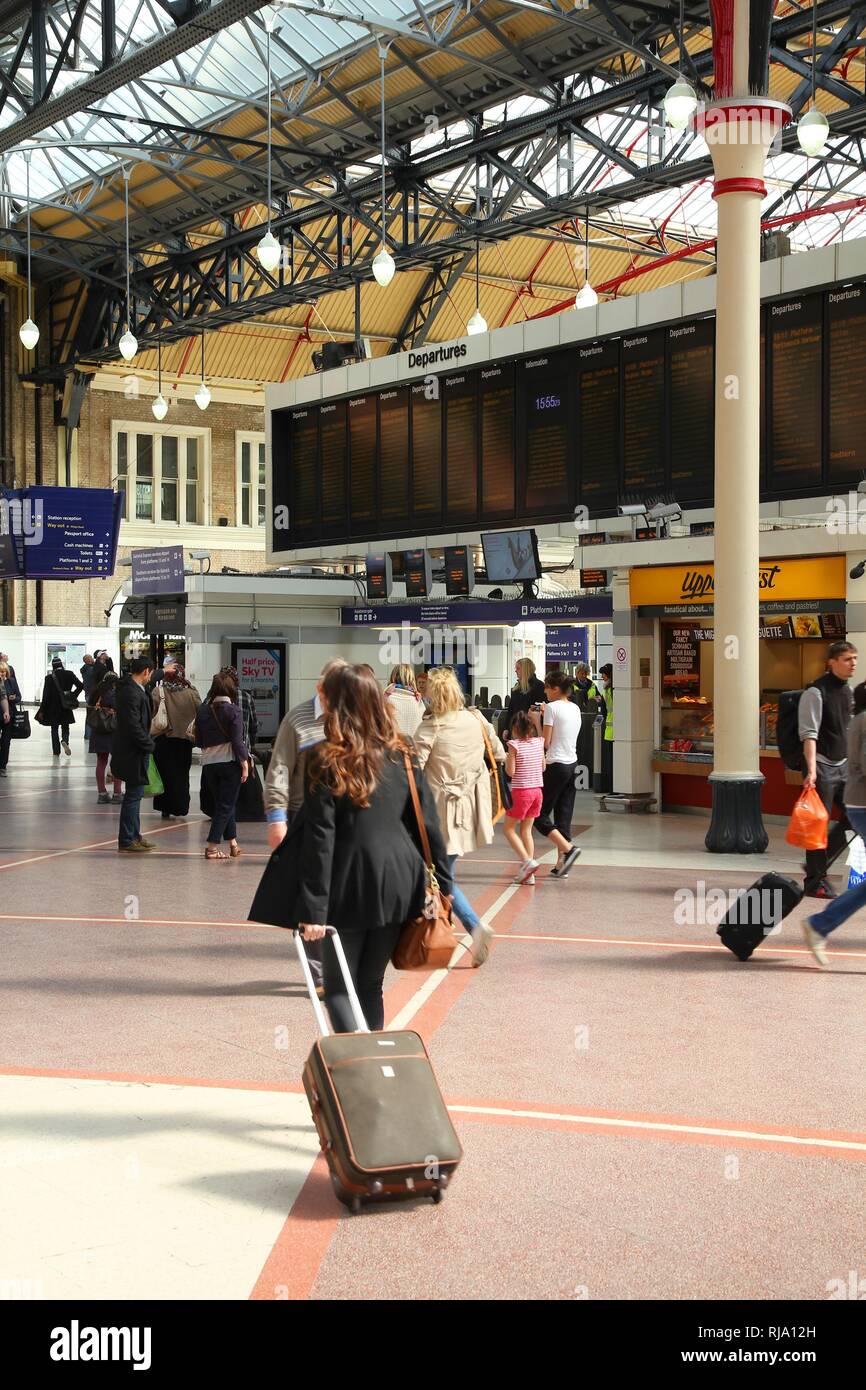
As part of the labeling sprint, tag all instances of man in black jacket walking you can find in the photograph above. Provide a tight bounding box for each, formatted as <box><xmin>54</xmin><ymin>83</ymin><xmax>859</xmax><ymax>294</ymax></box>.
<box><xmin>798</xmin><ymin>640</ymin><xmax>858</xmax><ymax>898</ymax></box>
<box><xmin>111</xmin><ymin>656</ymin><xmax>156</xmax><ymax>852</ymax></box>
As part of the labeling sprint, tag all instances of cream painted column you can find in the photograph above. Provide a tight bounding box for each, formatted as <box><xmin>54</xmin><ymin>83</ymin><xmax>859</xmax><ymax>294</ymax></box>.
<box><xmin>610</xmin><ymin>569</ymin><xmax>655</xmax><ymax>799</ymax></box>
<box><xmin>701</xmin><ymin>98</ymin><xmax>790</xmax><ymax>853</ymax></box>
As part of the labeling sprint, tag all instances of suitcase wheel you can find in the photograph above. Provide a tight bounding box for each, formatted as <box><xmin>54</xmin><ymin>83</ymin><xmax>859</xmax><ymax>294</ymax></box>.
<box><xmin>350</xmin><ymin>1196</ymin><xmax>362</xmax><ymax>1215</ymax></box>
<box><xmin>431</xmin><ymin>1188</ymin><xmax>444</xmax><ymax>1205</ymax></box>
<box><xmin>367</xmin><ymin>1180</ymin><xmax>383</xmax><ymax>1196</ymax></box>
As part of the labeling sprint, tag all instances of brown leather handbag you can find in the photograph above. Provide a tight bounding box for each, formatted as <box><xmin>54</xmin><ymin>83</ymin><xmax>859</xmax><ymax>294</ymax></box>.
<box><xmin>471</xmin><ymin>708</ymin><xmax>506</xmax><ymax>825</ymax></box>
<box><xmin>392</xmin><ymin>752</ymin><xmax>461</xmax><ymax>971</ymax></box>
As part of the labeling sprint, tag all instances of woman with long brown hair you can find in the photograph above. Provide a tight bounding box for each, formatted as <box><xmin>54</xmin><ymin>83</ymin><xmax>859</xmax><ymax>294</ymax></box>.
<box><xmin>251</xmin><ymin>663</ymin><xmax>452</xmax><ymax>1033</ymax></box>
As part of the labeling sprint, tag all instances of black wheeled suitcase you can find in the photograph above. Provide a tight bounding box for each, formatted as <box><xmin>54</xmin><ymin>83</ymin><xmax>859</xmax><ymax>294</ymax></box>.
<box><xmin>716</xmin><ymin>872</ymin><xmax>803</xmax><ymax>960</ymax></box>
<box><xmin>295</xmin><ymin>928</ymin><xmax>462</xmax><ymax>1213</ymax></box>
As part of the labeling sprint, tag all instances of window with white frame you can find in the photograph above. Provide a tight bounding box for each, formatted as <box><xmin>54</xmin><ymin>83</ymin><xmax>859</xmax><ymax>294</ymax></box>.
<box><xmin>113</xmin><ymin>424</ymin><xmax>208</xmax><ymax>525</ymax></box>
<box><xmin>236</xmin><ymin>433</ymin><xmax>267</xmax><ymax>528</ymax></box>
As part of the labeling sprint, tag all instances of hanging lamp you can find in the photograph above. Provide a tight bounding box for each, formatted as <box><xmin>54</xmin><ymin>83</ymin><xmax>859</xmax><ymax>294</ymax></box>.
<box><xmin>467</xmin><ymin>240</ymin><xmax>487</xmax><ymax>334</ymax></box>
<box><xmin>19</xmin><ymin>152</ymin><xmax>39</xmax><ymax>351</ymax></box>
<box><xmin>574</xmin><ymin>211</ymin><xmax>598</xmax><ymax>308</ymax></box>
<box><xmin>371</xmin><ymin>43</ymin><xmax>395</xmax><ymax>287</ymax></box>
<box><xmin>152</xmin><ymin>337</ymin><xmax>168</xmax><ymax>421</ymax></box>
<box><xmin>797</xmin><ymin>0</ymin><xmax>829</xmax><ymax>155</ymax></box>
<box><xmin>256</xmin><ymin>13</ymin><xmax>282</xmax><ymax>274</ymax></box>
<box><xmin>195</xmin><ymin>334</ymin><xmax>211</xmax><ymax>411</ymax></box>
<box><xmin>118</xmin><ymin>165</ymin><xmax>138</xmax><ymax>360</ymax></box>
<box><xmin>664</xmin><ymin>0</ymin><xmax>697</xmax><ymax>130</ymax></box>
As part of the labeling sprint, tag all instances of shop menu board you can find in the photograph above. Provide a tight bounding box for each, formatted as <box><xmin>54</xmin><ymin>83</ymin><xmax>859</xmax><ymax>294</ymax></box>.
<box><xmin>480</xmin><ymin>365</ymin><xmax>516</xmax><ymax>518</ymax></box>
<box><xmin>663</xmin><ymin>624</ymin><xmax>701</xmax><ymax>695</ymax></box>
<box><xmin>668</xmin><ymin>320</ymin><xmax>714</xmax><ymax>501</ymax></box>
<box><xmin>769</xmin><ymin>294</ymin><xmax>822</xmax><ymax>489</ymax></box>
<box><xmin>274</xmin><ymin>280</ymin><xmax>866</xmax><ymax>548</ymax></box>
<box><xmin>828</xmin><ymin>285</ymin><xmax>866</xmax><ymax>481</ymax></box>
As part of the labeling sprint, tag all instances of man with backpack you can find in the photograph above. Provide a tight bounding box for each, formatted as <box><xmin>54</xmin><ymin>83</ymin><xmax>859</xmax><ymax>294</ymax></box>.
<box><xmin>796</xmin><ymin>640</ymin><xmax>858</xmax><ymax>898</ymax></box>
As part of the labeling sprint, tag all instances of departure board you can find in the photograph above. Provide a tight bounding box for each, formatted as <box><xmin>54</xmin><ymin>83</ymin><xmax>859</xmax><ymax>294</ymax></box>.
<box><xmin>290</xmin><ymin>408</ymin><xmax>318</xmax><ymax>539</ymax></box>
<box><xmin>769</xmin><ymin>295</ymin><xmax>822</xmax><ymax>489</ymax></box>
<box><xmin>669</xmin><ymin>319</ymin><xmax>714</xmax><ymax>502</ymax></box>
<box><xmin>270</xmin><ymin>410</ymin><xmax>292</xmax><ymax>551</ymax></box>
<box><xmin>319</xmin><ymin>400</ymin><xmax>347</xmax><ymax>532</ymax></box>
<box><xmin>577</xmin><ymin>339</ymin><xmax>619</xmax><ymax>507</ymax></box>
<box><xmin>444</xmin><ymin>372</ymin><xmax>478</xmax><ymax>521</ymax></box>
<box><xmin>410</xmin><ymin>383</ymin><xmax>442</xmax><ymax>524</ymax></box>
<box><xmin>623</xmin><ymin>330</ymin><xmax>665</xmax><ymax>495</ymax></box>
<box><xmin>378</xmin><ymin>387</ymin><xmax>410</xmax><ymax>525</ymax></box>
<box><xmin>522</xmin><ymin>354</ymin><xmax>570</xmax><ymax>513</ymax></box>
<box><xmin>828</xmin><ymin>285</ymin><xmax>866</xmax><ymax>483</ymax></box>
<box><xmin>349</xmin><ymin>395</ymin><xmax>377</xmax><ymax>530</ymax></box>
<box><xmin>480</xmin><ymin>365</ymin><xmax>516</xmax><ymax>519</ymax></box>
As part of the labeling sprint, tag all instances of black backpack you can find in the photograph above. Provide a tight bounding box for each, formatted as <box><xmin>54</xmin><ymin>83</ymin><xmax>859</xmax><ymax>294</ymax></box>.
<box><xmin>776</xmin><ymin>689</ymin><xmax>805</xmax><ymax>772</ymax></box>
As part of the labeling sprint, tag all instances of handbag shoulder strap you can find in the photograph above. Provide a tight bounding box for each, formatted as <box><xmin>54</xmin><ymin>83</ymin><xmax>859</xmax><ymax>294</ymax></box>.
<box><xmin>470</xmin><ymin>706</ymin><xmax>496</xmax><ymax>768</ymax></box>
<box><xmin>402</xmin><ymin>751</ymin><xmax>433</xmax><ymax>870</ymax></box>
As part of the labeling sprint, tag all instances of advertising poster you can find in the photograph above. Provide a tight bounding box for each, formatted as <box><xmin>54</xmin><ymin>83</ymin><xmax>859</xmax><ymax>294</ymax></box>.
<box><xmin>231</xmin><ymin>644</ymin><xmax>285</xmax><ymax>740</ymax></box>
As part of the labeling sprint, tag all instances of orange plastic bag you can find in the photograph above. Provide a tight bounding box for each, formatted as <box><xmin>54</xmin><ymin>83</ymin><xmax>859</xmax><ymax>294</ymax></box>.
<box><xmin>785</xmin><ymin>787</ymin><xmax>829</xmax><ymax>850</ymax></box>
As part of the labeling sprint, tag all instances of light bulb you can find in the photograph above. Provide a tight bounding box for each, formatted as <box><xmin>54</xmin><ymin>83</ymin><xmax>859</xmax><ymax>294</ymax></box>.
<box><xmin>372</xmin><ymin>246</ymin><xmax>395</xmax><ymax>286</ymax></box>
<box><xmin>195</xmin><ymin>381</ymin><xmax>211</xmax><ymax>411</ymax></box>
<box><xmin>574</xmin><ymin>283</ymin><xmax>599</xmax><ymax>309</ymax></box>
<box><xmin>797</xmin><ymin>107</ymin><xmax>829</xmax><ymax>157</ymax></box>
<box><xmin>19</xmin><ymin>318</ymin><xmax>39</xmax><ymax>350</ymax></box>
<box><xmin>119</xmin><ymin>330</ymin><xmax>138</xmax><ymax>361</ymax></box>
<box><xmin>152</xmin><ymin>392</ymin><xmax>168</xmax><ymax>421</ymax></box>
<box><xmin>664</xmin><ymin>79</ymin><xmax>698</xmax><ymax>130</ymax></box>
<box><xmin>466</xmin><ymin>308</ymin><xmax>488</xmax><ymax>335</ymax></box>
<box><xmin>256</xmin><ymin>229</ymin><xmax>281</xmax><ymax>273</ymax></box>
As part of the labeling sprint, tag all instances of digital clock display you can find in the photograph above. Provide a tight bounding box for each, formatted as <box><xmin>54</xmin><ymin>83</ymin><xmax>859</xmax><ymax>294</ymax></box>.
<box><xmin>534</xmin><ymin>395</ymin><xmax>561</xmax><ymax>411</ymax></box>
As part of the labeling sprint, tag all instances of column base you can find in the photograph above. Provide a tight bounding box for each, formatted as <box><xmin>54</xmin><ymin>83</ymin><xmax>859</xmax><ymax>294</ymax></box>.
<box><xmin>705</xmin><ymin>776</ymin><xmax>769</xmax><ymax>854</ymax></box>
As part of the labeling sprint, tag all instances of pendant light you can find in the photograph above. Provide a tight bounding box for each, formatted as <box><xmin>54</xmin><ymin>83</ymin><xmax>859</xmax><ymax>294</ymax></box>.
<box><xmin>195</xmin><ymin>333</ymin><xmax>211</xmax><ymax>411</ymax></box>
<box><xmin>256</xmin><ymin>14</ymin><xmax>282</xmax><ymax>274</ymax></box>
<box><xmin>152</xmin><ymin>337</ymin><xmax>168</xmax><ymax>421</ymax></box>
<box><xmin>798</xmin><ymin>0</ymin><xmax>829</xmax><ymax>156</ymax></box>
<box><xmin>118</xmin><ymin>165</ymin><xmax>138</xmax><ymax>361</ymax></box>
<box><xmin>665</xmin><ymin>0</ymin><xmax>697</xmax><ymax>130</ymax></box>
<box><xmin>467</xmin><ymin>240</ymin><xmax>487</xmax><ymax>334</ymax></box>
<box><xmin>574</xmin><ymin>212</ymin><xmax>598</xmax><ymax>309</ymax></box>
<box><xmin>19</xmin><ymin>152</ymin><xmax>39</xmax><ymax>351</ymax></box>
<box><xmin>371</xmin><ymin>43</ymin><xmax>395</xmax><ymax>287</ymax></box>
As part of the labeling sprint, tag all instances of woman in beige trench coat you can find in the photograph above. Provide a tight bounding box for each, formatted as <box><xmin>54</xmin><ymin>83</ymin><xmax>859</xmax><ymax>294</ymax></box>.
<box><xmin>413</xmin><ymin>667</ymin><xmax>505</xmax><ymax>966</ymax></box>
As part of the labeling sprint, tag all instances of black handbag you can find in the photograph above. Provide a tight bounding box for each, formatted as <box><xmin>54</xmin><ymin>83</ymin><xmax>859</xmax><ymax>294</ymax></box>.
<box><xmin>86</xmin><ymin>704</ymin><xmax>116</xmax><ymax>736</ymax></box>
<box><xmin>236</xmin><ymin>758</ymin><xmax>266</xmax><ymax>822</ymax></box>
<box><xmin>10</xmin><ymin>706</ymin><xmax>31</xmax><ymax>740</ymax></box>
<box><xmin>53</xmin><ymin>672</ymin><xmax>79</xmax><ymax>712</ymax></box>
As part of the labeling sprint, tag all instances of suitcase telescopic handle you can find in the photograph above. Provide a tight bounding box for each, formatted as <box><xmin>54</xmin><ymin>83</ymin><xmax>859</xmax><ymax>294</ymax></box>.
<box><xmin>292</xmin><ymin>927</ymin><xmax>369</xmax><ymax>1036</ymax></box>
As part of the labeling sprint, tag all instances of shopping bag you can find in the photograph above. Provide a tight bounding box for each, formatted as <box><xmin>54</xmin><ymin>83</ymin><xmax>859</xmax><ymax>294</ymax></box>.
<box><xmin>785</xmin><ymin>787</ymin><xmax>829</xmax><ymax>850</ymax></box>
<box><xmin>846</xmin><ymin>835</ymin><xmax>866</xmax><ymax>888</ymax></box>
<box><xmin>10</xmin><ymin>706</ymin><xmax>31</xmax><ymax>739</ymax></box>
<box><xmin>143</xmin><ymin>754</ymin><xmax>164</xmax><ymax>798</ymax></box>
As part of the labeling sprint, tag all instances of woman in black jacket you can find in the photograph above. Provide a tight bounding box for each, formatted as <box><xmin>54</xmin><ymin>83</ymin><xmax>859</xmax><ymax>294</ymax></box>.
<box><xmin>250</xmin><ymin>663</ymin><xmax>452</xmax><ymax>1033</ymax></box>
<box><xmin>37</xmin><ymin>657</ymin><xmax>85</xmax><ymax>756</ymax></box>
<box><xmin>500</xmin><ymin>657</ymin><xmax>546</xmax><ymax>739</ymax></box>
<box><xmin>194</xmin><ymin>670</ymin><xmax>249</xmax><ymax>859</ymax></box>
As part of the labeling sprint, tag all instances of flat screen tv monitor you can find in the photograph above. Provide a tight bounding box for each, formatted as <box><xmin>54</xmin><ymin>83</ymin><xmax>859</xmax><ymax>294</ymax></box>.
<box><xmin>481</xmin><ymin>529</ymin><xmax>541</xmax><ymax>584</ymax></box>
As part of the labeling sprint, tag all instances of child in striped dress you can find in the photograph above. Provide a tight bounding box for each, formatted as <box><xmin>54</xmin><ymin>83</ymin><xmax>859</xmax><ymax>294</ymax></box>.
<box><xmin>503</xmin><ymin>710</ymin><xmax>545</xmax><ymax>885</ymax></box>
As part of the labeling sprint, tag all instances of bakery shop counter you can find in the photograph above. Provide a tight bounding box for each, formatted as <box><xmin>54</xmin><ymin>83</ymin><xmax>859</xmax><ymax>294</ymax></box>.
<box><xmin>653</xmin><ymin>747</ymin><xmax>803</xmax><ymax>815</ymax></box>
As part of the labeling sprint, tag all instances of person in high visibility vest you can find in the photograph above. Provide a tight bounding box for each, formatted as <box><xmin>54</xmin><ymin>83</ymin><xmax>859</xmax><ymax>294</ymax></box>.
<box><xmin>598</xmin><ymin>663</ymin><xmax>613</xmax><ymax>792</ymax></box>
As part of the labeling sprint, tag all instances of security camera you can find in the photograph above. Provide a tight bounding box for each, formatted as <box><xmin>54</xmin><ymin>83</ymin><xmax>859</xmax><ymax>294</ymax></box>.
<box><xmin>646</xmin><ymin>501</ymin><xmax>682</xmax><ymax>522</ymax></box>
<box><xmin>857</xmin><ymin>479</ymin><xmax>866</xmax><ymax>496</ymax></box>
<box><xmin>617</xmin><ymin>503</ymin><xmax>645</xmax><ymax>516</ymax></box>
<box><xmin>189</xmin><ymin>550</ymin><xmax>211</xmax><ymax>561</ymax></box>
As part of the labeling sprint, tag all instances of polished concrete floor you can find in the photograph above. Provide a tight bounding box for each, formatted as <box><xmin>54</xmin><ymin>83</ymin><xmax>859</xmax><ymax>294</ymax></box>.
<box><xmin>1</xmin><ymin>724</ymin><xmax>864</xmax><ymax>1300</ymax></box>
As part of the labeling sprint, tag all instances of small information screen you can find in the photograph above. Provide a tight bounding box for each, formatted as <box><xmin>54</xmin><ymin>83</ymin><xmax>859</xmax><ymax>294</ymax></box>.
<box><xmin>290</xmin><ymin>409</ymin><xmax>318</xmax><ymax>538</ymax></box>
<box><xmin>769</xmin><ymin>295</ymin><xmax>822</xmax><ymax>489</ymax></box>
<box><xmin>669</xmin><ymin>319</ymin><xmax>714</xmax><ymax>502</ymax></box>
<box><xmin>378</xmin><ymin>387</ymin><xmax>410</xmax><ymax>526</ymax></box>
<box><xmin>349</xmin><ymin>395</ymin><xmax>377</xmax><ymax>530</ymax></box>
<box><xmin>577</xmin><ymin>339</ymin><xmax>619</xmax><ymax>507</ymax></box>
<box><xmin>444</xmin><ymin>373</ymin><xmax>478</xmax><ymax>521</ymax></box>
<box><xmin>410</xmin><ymin>383</ymin><xmax>442</xmax><ymax>524</ymax></box>
<box><xmin>480</xmin><ymin>365</ymin><xmax>516</xmax><ymax>519</ymax></box>
<box><xmin>623</xmin><ymin>330</ymin><xmax>665</xmax><ymax>495</ymax></box>
<box><xmin>522</xmin><ymin>355</ymin><xmax>570</xmax><ymax>513</ymax></box>
<box><xmin>827</xmin><ymin>285</ymin><xmax>866</xmax><ymax>484</ymax></box>
<box><xmin>319</xmin><ymin>401</ymin><xmax>347</xmax><ymax>531</ymax></box>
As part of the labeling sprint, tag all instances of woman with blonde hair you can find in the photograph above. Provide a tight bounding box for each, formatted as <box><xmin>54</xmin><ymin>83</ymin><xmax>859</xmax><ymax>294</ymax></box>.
<box><xmin>383</xmin><ymin>663</ymin><xmax>425</xmax><ymax>740</ymax></box>
<box><xmin>500</xmin><ymin>656</ymin><xmax>546</xmax><ymax>738</ymax></box>
<box><xmin>414</xmin><ymin>667</ymin><xmax>506</xmax><ymax>965</ymax></box>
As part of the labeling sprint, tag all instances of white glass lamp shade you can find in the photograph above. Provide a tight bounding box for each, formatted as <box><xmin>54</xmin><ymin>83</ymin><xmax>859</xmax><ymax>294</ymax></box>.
<box><xmin>19</xmin><ymin>317</ymin><xmax>39</xmax><ymax>350</ymax></box>
<box><xmin>574</xmin><ymin>283</ymin><xmax>599</xmax><ymax>309</ymax></box>
<box><xmin>152</xmin><ymin>392</ymin><xmax>169</xmax><ymax>422</ymax></box>
<box><xmin>665</xmin><ymin>79</ymin><xmax>698</xmax><ymax>130</ymax></box>
<box><xmin>256</xmin><ymin>229</ymin><xmax>282</xmax><ymax>273</ymax></box>
<box><xmin>797</xmin><ymin>107</ymin><xmax>829</xmax><ymax>157</ymax></box>
<box><xmin>195</xmin><ymin>381</ymin><xmax>212</xmax><ymax>411</ymax></box>
<box><xmin>118</xmin><ymin>330</ymin><xmax>138</xmax><ymax>361</ymax></box>
<box><xmin>372</xmin><ymin>246</ymin><xmax>395</xmax><ymax>286</ymax></box>
<box><xmin>466</xmin><ymin>308</ymin><xmax>488</xmax><ymax>335</ymax></box>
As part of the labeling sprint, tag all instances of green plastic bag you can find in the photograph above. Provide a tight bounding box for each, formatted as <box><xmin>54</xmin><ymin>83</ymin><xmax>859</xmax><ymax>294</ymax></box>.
<box><xmin>143</xmin><ymin>754</ymin><xmax>164</xmax><ymax>798</ymax></box>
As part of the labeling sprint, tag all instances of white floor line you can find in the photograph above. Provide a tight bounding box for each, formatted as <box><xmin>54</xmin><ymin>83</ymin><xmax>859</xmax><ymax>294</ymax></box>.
<box><xmin>387</xmin><ymin>851</ymin><xmax>557</xmax><ymax>1032</ymax></box>
<box><xmin>448</xmin><ymin>1102</ymin><xmax>866</xmax><ymax>1153</ymax></box>
<box><xmin>499</xmin><ymin>930</ymin><xmax>866</xmax><ymax>958</ymax></box>
<box><xmin>0</xmin><ymin>820</ymin><xmax>202</xmax><ymax>871</ymax></box>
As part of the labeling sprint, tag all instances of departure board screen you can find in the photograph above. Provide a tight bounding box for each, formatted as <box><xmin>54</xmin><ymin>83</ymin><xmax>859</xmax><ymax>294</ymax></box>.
<box><xmin>319</xmin><ymin>400</ymin><xmax>347</xmax><ymax>532</ymax></box>
<box><xmin>828</xmin><ymin>285</ymin><xmax>866</xmax><ymax>483</ymax></box>
<box><xmin>290</xmin><ymin>408</ymin><xmax>318</xmax><ymax>538</ymax></box>
<box><xmin>480</xmin><ymin>364</ymin><xmax>516</xmax><ymax>519</ymax></box>
<box><xmin>444</xmin><ymin>372</ymin><xmax>478</xmax><ymax>521</ymax></box>
<box><xmin>669</xmin><ymin>319</ymin><xmax>714</xmax><ymax>502</ymax></box>
<box><xmin>378</xmin><ymin>387</ymin><xmax>410</xmax><ymax>526</ymax></box>
<box><xmin>769</xmin><ymin>294</ymin><xmax>822</xmax><ymax>489</ymax></box>
<box><xmin>577</xmin><ymin>339</ymin><xmax>619</xmax><ymax>507</ymax></box>
<box><xmin>522</xmin><ymin>354</ymin><xmax>570</xmax><ymax>513</ymax></box>
<box><xmin>410</xmin><ymin>383</ymin><xmax>442</xmax><ymax>524</ymax></box>
<box><xmin>270</xmin><ymin>410</ymin><xmax>292</xmax><ymax>551</ymax></box>
<box><xmin>349</xmin><ymin>395</ymin><xmax>377</xmax><ymax>531</ymax></box>
<box><xmin>623</xmin><ymin>330</ymin><xmax>665</xmax><ymax>495</ymax></box>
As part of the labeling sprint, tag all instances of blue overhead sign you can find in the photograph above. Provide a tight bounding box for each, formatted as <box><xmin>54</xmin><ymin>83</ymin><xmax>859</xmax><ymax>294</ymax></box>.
<box><xmin>131</xmin><ymin>545</ymin><xmax>185</xmax><ymax>595</ymax></box>
<box><xmin>340</xmin><ymin>594</ymin><xmax>613</xmax><ymax>627</ymax></box>
<box><xmin>0</xmin><ymin>486</ymin><xmax>123</xmax><ymax>579</ymax></box>
<box><xmin>545</xmin><ymin>625</ymin><xmax>589</xmax><ymax>663</ymax></box>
